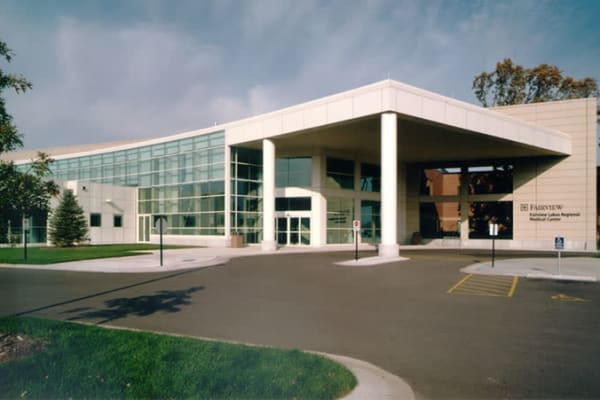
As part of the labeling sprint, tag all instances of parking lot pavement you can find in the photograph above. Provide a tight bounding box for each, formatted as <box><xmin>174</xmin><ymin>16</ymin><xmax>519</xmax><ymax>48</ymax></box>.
<box><xmin>1</xmin><ymin>249</ymin><xmax>600</xmax><ymax>399</ymax></box>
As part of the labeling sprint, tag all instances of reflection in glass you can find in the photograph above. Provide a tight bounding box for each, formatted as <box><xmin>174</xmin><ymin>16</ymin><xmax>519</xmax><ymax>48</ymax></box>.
<box><xmin>468</xmin><ymin>165</ymin><xmax>513</xmax><ymax>194</ymax></box>
<box><xmin>420</xmin><ymin>168</ymin><xmax>461</xmax><ymax>196</ymax></box>
<box><xmin>419</xmin><ymin>202</ymin><xmax>460</xmax><ymax>238</ymax></box>
<box><xmin>326</xmin><ymin>158</ymin><xmax>355</xmax><ymax>190</ymax></box>
<box><xmin>361</xmin><ymin>200</ymin><xmax>381</xmax><ymax>243</ymax></box>
<box><xmin>469</xmin><ymin>201</ymin><xmax>513</xmax><ymax>239</ymax></box>
<box><xmin>360</xmin><ymin>163</ymin><xmax>381</xmax><ymax>192</ymax></box>
<box><xmin>327</xmin><ymin>197</ymin><xmax>354</xmax><ymax>243</ymax></box>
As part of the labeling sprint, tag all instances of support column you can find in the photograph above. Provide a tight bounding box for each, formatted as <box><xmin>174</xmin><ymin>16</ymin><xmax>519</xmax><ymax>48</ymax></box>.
<box><xmin>379</xmin><ymin>112</ymin><xmax>400</xmax><ymax>257</ymax></box>
<box><xmin>459</xmin><ymin>167</ymin><xmax>469</xmax><ymax>245</ymax></box>
<box><xmin>261</xmin><ymin>139</ymin><xmax>277</xmax><ymax>251</ymax></box>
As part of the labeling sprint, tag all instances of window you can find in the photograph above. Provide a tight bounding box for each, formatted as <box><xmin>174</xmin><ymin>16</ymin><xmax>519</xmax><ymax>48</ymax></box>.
<box><xmin>419</xmin><ymin>202</ymin><xmax>460</xmax><ymax>238</ymax></box>
<box><xmin>90</xmin><ymin>213</ymin><xmax>102</xmax><ymax>227</ymax></box>
<box><xmin>231</xmin><ymin>146</ymin><xmax>263</xmax><ymax>243</ymax></box>
<box><xmin>361</xmin><ymin>200</ymin><xmax>380</xmax><ymax>243</ymax></box>
<box><xmin>420</xmin><ymin>167</ymin><xmax>461</xmax><ymax>196</ymax></box>
<box><xmin>276</xmin><ymin>157</ymin><xmax>311</xmax><ymax>187</ymax></box>
<box><xmin>468</xmin><ymin>165</ymin><xmax>513</xmax><ymax>194</ymax></box>
<box><xmin>360</xmin><ymin>163</ymin><xmax>380</xmax><ymax>192</ymax></box>
<box><xmin>326</xmin><ymin>197</ymin><xmax>354</xmax><ymax>243</ymax></box>
<box><xmin>275</xmin><ymin>197</ymin><xmax>311</xmax><ymax>211</ymax></box>
<box><xmin>113</xmin><ymin>215</ymin><xmax>123</xmax><ymax>227</ymax></box>
<box><xmin>469</xmin><ymin>201</ymin><xmax>513</xmax><ymax>239</ymax></box>
<box><xmin>326</xmin><ymin>158</ymin><xmax>354</xmax><ymax>190</ymax></box>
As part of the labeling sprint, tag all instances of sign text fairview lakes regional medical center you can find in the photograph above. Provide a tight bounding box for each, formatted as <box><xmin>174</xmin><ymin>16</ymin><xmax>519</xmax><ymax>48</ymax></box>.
<box><xmin>520</xmin><ymin>203</ymin><xmax>581</xmax><ymax>222</ymax></box>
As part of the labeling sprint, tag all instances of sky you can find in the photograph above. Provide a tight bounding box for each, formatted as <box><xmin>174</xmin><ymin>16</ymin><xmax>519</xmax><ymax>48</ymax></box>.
<box><xmin>1</xmin><ymin>0</ymin><xmax>599</xmax><ymax>150</ymax></box>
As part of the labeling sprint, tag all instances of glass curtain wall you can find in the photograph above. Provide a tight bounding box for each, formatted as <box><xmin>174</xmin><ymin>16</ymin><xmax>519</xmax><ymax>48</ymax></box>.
<box><xmin>360</xmin><ymin>200</ymin><xmax>381</xmax><ymax>243</ymax></box>
<box><xmin>418</xmin><ymin>164</ymin><xmax>514</xmax><ymax>239</ymax></box>
<box><xmin>231</xmin><ymin>147</ymin><xmax>263</xmax><ymax>243</ymax></box>
<box><xmin>360</xmin><ymin>163</ymin><xmax>381</xmax><ymax>192</ymax></box>
<box><xmin>326</xmin><ymin>158</ymin><xmax>354</xmax><ymax>189</ymax></box>
<box><xmin>276</xmin><ymin>157</ymin><xmax>311</xmax><ymax>187</ymax></box>
<box><xmin>327</xmin><ymin>197</ymin><xmax>354</xmax><ymax>243</ymax></box>
<box><xmin>18</xmin><ymin>131</ymin><xmax>226</xmax><ymax>237</ymax></box>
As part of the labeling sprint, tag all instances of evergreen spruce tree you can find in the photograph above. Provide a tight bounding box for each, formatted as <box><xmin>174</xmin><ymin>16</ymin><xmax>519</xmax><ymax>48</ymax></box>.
<box><xmin>48</xmin><ymin>189</ymin><xmax>89</xmax><ymax>247</ymax></box>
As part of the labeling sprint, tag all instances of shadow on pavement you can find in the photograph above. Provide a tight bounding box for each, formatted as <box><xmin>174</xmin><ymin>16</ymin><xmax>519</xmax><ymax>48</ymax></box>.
<box><xmin>63</xmin><ymin>286</ymin><xmax>204</xmax><ymax>324</ymax></box>
<box><xmin>7</xmin><ymin>269</ymin><xmax>204</xmax><ymax>319</ymax></box>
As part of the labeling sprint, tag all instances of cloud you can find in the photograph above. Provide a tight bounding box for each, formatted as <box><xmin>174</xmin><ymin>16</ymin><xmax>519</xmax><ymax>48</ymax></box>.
<box><xmin>0</xmin><ymin>0</ymin><xmax>598</xmax><ymax>150</ymax></box>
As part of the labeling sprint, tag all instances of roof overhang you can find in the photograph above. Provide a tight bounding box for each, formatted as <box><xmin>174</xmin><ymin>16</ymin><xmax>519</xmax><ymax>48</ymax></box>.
<box><xmin>5</xmin><ymin>79</ymin><xmax>572</xmax><ymax>164</ymax></box>
<box><xmin>226</xmin><ymin>80</ymin><xmax>572</xmax><ymax>162</ymax></box>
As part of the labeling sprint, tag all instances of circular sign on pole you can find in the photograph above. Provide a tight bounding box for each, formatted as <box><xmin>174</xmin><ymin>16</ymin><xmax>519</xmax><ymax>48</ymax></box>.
<box><xmin>353</xmin><ymin>220</ymin><xmax>361</xmax><ymax>232</ymax></box>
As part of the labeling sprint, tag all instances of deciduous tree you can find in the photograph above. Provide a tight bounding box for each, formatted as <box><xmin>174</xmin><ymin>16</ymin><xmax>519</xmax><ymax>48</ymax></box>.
<box><xmin>0</xmin><ymin>38</ymin><xmax>58</xmax><ymax>239</ymax></box>
<box><xmin>473</xmin><ymin>58</ymin><xmax>599</xmax><ymax>107</ymax></box>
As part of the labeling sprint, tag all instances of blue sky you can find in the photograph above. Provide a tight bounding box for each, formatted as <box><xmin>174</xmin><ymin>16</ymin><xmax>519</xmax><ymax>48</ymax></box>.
<box><xmin>1</xmin><ymin>0</ymin><xmax>599</xmax><ymax>150</ymax></box>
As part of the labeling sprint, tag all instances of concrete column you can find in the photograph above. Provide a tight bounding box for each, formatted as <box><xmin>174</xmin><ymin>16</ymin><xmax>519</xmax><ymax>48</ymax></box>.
<box><xmin>379</xmin><ymin>112</ymin><xmax>399</xmax><ymax>257</ymax></box>
<box><xmin>261</xmin><ymin>139</ymin><xmax>277</xmax><ymax>251</ymax></box>
<box><xmin>311</xmin><ymin>153</ymin><xmax>325</xmax><ymax>246</ymax></box>
<box><xmin>459</xmin><ymin>167</ymin><xmax>469</xmax><ymax>245</ymax></box>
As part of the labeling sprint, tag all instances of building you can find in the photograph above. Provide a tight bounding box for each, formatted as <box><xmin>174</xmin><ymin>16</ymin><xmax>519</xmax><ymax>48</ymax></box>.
<box><xmin>4</xmin><ymin>80</ymin><xmax>598</xmax><ymax>253</ymax></box>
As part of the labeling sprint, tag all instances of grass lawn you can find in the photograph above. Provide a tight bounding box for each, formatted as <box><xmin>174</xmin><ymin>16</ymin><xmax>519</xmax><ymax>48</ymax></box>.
<box><xmin>0</xmin><ymin>244</ymin><xmax>193</xmax><ymax>265</ymax></box>
<box><xmin>0</xmin><ymin>317</ymin><xmax>356</xmax><ymax>399</ymax></box>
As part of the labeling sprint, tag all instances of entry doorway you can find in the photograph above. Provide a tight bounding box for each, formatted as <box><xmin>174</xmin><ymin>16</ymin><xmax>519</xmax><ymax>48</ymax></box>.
<box><xmin>276</xmin><ymin>213</ymin><xmax>310</xmax><ymax>246</ymax></box>
<box><xmin>138</xmin><ymin>215</ymin><xmax>151</xmax><ymax>242</ymax></box>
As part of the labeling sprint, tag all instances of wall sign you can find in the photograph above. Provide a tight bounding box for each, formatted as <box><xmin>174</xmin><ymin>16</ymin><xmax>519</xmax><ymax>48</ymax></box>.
<box><xmin>519</xmin><ymin>203</ymin><xmax>581</xmax><ymax>222</ymax></box>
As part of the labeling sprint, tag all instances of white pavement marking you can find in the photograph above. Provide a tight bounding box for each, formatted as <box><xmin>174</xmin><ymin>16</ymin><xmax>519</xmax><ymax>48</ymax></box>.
<box><xmin>335</xmin><ymin>255</ymin><xmax>410</xmax><ymax>266</ymax></box>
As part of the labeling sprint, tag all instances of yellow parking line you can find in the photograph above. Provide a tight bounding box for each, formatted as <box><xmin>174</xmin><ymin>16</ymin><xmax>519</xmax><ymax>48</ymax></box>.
<box><xmin>451</xmin><ymin>287</ymin><xmax>509</xmax><ymax>297</ymax></box>
<box><xmin>447</xmin><ymin>274</ymin><xmax>472</xmax><ymax>294</ymax></box>
<box><xmin>460</xmin><ymin>281</ymin><xmax>512</xmax><ymax>291</ymax></box>
<box><xmin>448</xmin><ymin>274</ymin><xmax>518</xmax><ymax>298</ymax></box>
<box><xmin>508</xmin><ymin>276</ymin><xmax>519</xmax><ymax>298</ymax></box>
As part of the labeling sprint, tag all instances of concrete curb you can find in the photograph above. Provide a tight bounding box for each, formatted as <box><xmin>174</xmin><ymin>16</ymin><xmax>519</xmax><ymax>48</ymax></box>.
<box><xmin>317</xmin><ymin>352</ymin><xmax>416</xmax><ymax>400</ymax></box>
<box><xmin>526</xmin><ymin>273</ymin><xmax>597</xmax><ymax>282</ymax></box>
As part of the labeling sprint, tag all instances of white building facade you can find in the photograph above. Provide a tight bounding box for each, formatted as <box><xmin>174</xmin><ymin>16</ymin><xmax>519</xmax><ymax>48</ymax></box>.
<box><xmin>8</xmin><ymin>80</ymin><xmax>598</xmax><ymax>252</ymax></box>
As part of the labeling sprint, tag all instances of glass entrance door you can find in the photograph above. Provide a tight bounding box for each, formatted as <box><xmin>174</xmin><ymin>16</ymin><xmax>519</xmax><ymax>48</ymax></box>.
<box><xmin>138</xmin><ymin>215</ymin><xmax>151</xmax><ymax>242</ymax></box>
<box><xmin>276</xmin><ymin>214</ymin><xmax>310</xmax><ymax>246</ymax></box>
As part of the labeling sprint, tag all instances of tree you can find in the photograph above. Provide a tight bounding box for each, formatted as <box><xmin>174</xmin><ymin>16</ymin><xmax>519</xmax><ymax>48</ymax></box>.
<box><xmin>473</xmin><ymin>58</ymin><xmax>599</xmax><ymax>107</ymax></box>
<box><xmin>48</xmin><ymin>189</ymin><xmax>89</xmax><ymax>247</ymax></box>
<box><xmin>0</xmin><ymin>38</ymin><xmax>58</xmax><ymax>241</ymax></box>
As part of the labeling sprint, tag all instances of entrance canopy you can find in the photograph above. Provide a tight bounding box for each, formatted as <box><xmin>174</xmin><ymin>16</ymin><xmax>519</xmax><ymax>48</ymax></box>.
<box><xmin>226</xmin><ymin>80</ymin><xmax>571</xmax><ymax>162</ymax></box>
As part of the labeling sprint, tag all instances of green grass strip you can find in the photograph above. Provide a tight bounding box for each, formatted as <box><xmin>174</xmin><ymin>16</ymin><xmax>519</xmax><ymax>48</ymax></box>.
<box><xmin>0</xmin><ymin>317</ymin><xmax>356</xmax><ymax>399</ymax></box>
<box><xmin>0</xmin><ymin>244</ymin><xmax>194</xmax><ymax>265</ymax></box>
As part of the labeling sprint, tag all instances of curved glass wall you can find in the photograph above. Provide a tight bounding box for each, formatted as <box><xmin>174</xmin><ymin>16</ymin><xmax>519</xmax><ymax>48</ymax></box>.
<box><xmin>47</xmin><ymin>131</ymin><xmax>226</xmax><ymax>236</ymax></box>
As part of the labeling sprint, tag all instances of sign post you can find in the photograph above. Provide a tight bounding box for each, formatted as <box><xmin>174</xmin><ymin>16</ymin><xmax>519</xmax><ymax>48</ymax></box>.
<box><xmin>554</xmin><ymin>236</ymin><xmax>564</xmax><ymax>275</ymax></box>
<box><xmin>353</xmin><ymin>220</ymin><xmax>361</xmax><ymax>261</ymax></box>
<box><xmin>155</xmin><ymin>216</ymin><xmax>168</xmax><ymax>267</ymax></box>
<box><xmin>22</xmin><ymin>217</ymin><xmax>29</xmax><ymax>261</ymax></box>
<box><xmin>489</xmin><ymin>223</ymin><xmax>498</xmax><ymax>267</ymax></box>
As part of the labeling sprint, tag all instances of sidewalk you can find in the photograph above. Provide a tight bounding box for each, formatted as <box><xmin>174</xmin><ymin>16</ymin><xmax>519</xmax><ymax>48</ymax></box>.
<box><xmin>0</xmin><ymin>244</ymin><xmax>378</xmax><ymax>273</ymax></box>
<box><xmin>462</xmin><ymin>256</ymin><xmax>600</xmax><ymax>282</ymax></box>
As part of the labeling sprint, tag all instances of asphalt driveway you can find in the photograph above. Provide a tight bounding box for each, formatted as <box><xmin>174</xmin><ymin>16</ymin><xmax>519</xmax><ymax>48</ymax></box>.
<box><xmin>2</xmin><ymin>250</ymin><xmax>599</xmax><ymax>399</ymax></box>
